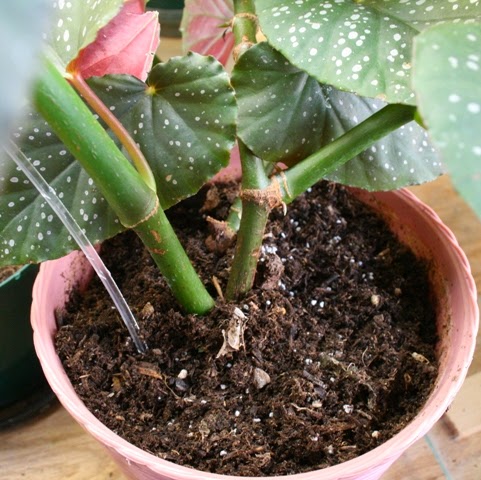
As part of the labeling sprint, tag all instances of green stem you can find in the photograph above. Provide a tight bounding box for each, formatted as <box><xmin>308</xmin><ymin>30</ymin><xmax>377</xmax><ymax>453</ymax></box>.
<box><xmin>34</xmin><ymin>59</ymin><xmax>157</xmax><ymax>228</ymax></box>
<box><xmin>225</xmin><ymin>0</ymin><xmax>274</xmax><ymax>301</ymax></box>
<box><xmin>225</xmin><ymin>141</ymin><xmax>271</xmax><ymax>301</ymax></box>
<box><xmin>276</xmin><ymin>104</ymin><xmax>417</xmax><ymax>203</ymax></box>
<box><xmin>33</xmin><ymin>56</ymin><xmax>214</xmax><ymax>314</ymax></box>
<box><xmin>233</xmin><ymin>0</ymin><xmax>257</xmax><ymax>60</ymax></box>
<box><xmin>134</xmin><ymin>208</ymin><xmax>215</xmax><ymax>314</ymax></box>
<box><xmin>226</xmin><ymin>197</ymin><xmax>242</xmax><ymax>232</ymax></box>
<box><xmin>225</xmin><ymin>161</ymin><xmax>277</xmax><ymax>233</ymax></box>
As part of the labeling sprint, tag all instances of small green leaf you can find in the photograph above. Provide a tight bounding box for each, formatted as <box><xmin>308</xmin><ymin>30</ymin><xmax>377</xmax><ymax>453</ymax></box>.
<box><xmin>413</xmin><ymin>22</ymin><xmax>481</xmax><ymax>218</ymax></box>
<box><xmin>89</xmin><ymin>52</ymin><xmax>237</xmax><ymax>208</ymax></box>
<box><xmin>46</xmin><ymin>0</ymin><xmax>124</xmax><ymax>71</ymax></box>
<box><xmin>232</xmin><ymin>42</ymin><xmax>329</xmax><ymax>166</ymax></box>
<box><xmin>256</xmin><ymin>0</ymin><xmax>481</xmax><ymax>105</ymax></box>
<box><xmin>233</xmin><ymin>42</ymin><xmax>442</xmax><ymax>191</ymax></box>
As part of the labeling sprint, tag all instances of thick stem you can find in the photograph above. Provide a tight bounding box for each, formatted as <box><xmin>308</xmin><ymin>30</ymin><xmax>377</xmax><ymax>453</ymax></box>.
<box><xmin>34</xmin><ymin>57</ymin><xmax>214</xmax><ymax>314</ymax></box>
<box><xmin>134</xmin><ymin>208</ymin><xmax>215</xmax><ymax>314</ymax></box>
<box><xmin>225</xmin><ymin>142</ymin><xmax>273</xmax><ymax>301</ymax></box>
<box><xmin>225</xmin><ymin>163</ymin><xmax>276</xmax><ymax>233</ymax></box>
<box><xmin>225</xmin><ymin>1</ymin><xmax>275</xmax><ymax>301</ymax></box>
<box><xmin>34</xmin><ymin>58</ymin><xmax>157</xmax><ymax>228</ymax></box>
<box><xmin>276</xmin><ymin>104</ymin><xmax>417</xmax><ymax>203</ymax></box>
<box><xmin>68</xmin><ymin>72</ymin><xmax>157</xmax><ymax>193</ymax></box>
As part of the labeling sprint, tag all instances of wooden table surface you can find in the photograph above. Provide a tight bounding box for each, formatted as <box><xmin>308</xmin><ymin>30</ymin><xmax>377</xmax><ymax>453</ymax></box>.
<box><xmin>1</xmin><ymin>37</ymin><xmax>480</xmax><ymax>480</ymax></box>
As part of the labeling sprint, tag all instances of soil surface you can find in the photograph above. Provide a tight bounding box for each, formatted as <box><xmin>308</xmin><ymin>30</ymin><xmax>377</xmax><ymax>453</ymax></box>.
<box><xmin>55</xmin><ymin>181</ymin><xmax>438</xmax><ymax>476</ymax></box>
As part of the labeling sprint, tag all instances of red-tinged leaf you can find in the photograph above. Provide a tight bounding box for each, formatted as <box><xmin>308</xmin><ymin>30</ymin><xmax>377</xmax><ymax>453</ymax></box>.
<box><xmin>213</xmin><ymin>144</ymin><xmax>241</xmax><ymax>182</ymax></box>
<box><xmin>181</xmin><ymin>0</ymin><xmax>234</xmax><ymax>67</ymax></box>
<box><xmin>70</xmin><ymin>0</ymin><xmax>160</xmax><ymax>81</ymax></box>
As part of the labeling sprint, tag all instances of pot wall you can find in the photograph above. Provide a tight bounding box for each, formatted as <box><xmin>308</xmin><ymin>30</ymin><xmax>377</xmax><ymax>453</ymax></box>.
<box><xmin>31</xmin><ymin>188</ymin><xmax>478</xmax><ymax>480</ymax></box>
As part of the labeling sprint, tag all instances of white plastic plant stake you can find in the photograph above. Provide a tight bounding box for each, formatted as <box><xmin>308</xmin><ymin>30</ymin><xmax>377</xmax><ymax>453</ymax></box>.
<box><xmin>4</xmin><ymin>141</ymin><xmax>147</xmax><ymax>353</ymax></box>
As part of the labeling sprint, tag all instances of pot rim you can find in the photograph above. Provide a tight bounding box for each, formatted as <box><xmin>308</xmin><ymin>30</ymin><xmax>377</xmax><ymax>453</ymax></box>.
<box><xmin>31</xmin><ymin>187</ymin><xmax>479</xmax><ymax>480</ymax></box>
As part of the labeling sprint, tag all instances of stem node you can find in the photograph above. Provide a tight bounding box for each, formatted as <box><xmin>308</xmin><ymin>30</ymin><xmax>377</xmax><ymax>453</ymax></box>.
<box><xmin>240</xmin><ymin>179</ymin><xmax>283</xmax><ymax>211</ymax></box>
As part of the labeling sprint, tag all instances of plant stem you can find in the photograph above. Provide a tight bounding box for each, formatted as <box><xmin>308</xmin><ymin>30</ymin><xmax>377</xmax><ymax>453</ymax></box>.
<box><xmin>133</xmin><ymin>207</ymin><xmax>215</xmax><ymax>314</ymax></box>
<box><xmin>225</xmin><ymin>105</ymin><xmax>414</xmax><ymax>300</ymax></box>
<box><xmin>68</xmin><ymin>72</ymin><xmax>157</xmax><ymax>193</ymax></box>
<box><xmin>225</xmin><ymin>1</ymin><xmax>277</xmax><ymax>301</ymax></box>
<box><xmin>33</xmin><ymin>56</ymin><xmax>214</xmax><ymax>314</ymax></box>
<box><xmin>225</xmin><ymin>141</ymin><xmax>272</xmax><ymax>301</ymax></box>
<box><xmin>226</xmin><ymin>197</ymin><xmax>242</xmax><ymax>232</ymax></box>
<box><xmin>232</xmin><ymin>0</ymin><xmax>257</xmax><ymax>60</ymax></box>
<box><xmin>276</xmin><ymin>104</ymin><xmax>417</xmax><ymax>203</ymax></box>
<box><xmin>35</xmin><ymin>59</ymin><xmax>157</xmax><ymax>228</ymax></box>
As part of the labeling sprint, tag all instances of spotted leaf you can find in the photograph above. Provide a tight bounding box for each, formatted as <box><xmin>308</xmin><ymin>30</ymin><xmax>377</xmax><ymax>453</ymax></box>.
<box><xmin>360</xmin><ymin>0</ymin><xmax>481</xmax><ymax>30</ymax></box>
<box><xmin>233</xmin><ymin>42</ymin><xmax>442</xmax><ymax>191</ymax></box>
<box><xmin>0</xmin><ymin>52</ymin><xmax>236</xmax><ymax>265</ymax></box>
<box><xmin>413</xmin><ymin>23</ymin><xmax>481</xmax><ymax>218</ymax></box>
<box><xmin>45</xmin><ymin>0</ymin><xmax>124</xmax><ymax>72</ymax></box>
<box><xmin>88</xmin><ymin>52</ymin><xmax>237</xmax><ymax>208</ymax></box>
<box><xmin>0</xmin><ymin>111</ymin><xmax>123</xmax><ymax>266</ymax></box>
<box><xmin>256</xmin><ymin>0</ymin><xmax>481</xmax><ymax>105</ymax></box>
<box><xmin>181</xmin><ymin>0</ymin><xmax>235</xmax><ymax>66</ymax></box>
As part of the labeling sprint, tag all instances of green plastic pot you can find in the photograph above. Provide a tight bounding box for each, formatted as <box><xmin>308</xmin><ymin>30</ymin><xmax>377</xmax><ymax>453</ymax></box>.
<box><xmin>148</xmin><ymin>0</ymin><xmax>184</xmax><ymax>8</ymax></box>
<box><xmin>0</xmin><ymin>264</ymin><xmax>54</xmax><ymax>429</ymax></box>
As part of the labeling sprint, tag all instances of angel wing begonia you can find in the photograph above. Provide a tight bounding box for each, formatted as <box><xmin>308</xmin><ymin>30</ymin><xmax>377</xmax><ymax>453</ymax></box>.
<box><xmin>69</xmin><ymin>0</ymin><xmax>160</xmax><ymax>81</ymax></box>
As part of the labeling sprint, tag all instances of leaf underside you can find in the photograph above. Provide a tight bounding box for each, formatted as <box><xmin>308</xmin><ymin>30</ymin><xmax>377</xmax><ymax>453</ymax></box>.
<box><xmin>180</xmin><ymin>0</ymin><xmax>235</xmax><ymax>67</ymax></box>
<box><xmin>46</xmin><ymin>0</ymin><xmax>124</xmax><ymax>71</ymax></box>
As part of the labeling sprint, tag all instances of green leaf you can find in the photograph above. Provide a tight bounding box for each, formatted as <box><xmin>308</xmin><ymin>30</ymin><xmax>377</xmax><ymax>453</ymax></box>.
<box><xmin>0</xmin><ymin>53</ymin><xmax>236</xmax><ymax>265</ymax></box>
<box><xmin>45</xmin><ymin>0</ymin><xmax>124</xmax><ymax>71</ymax></box>
<box><xmin>233</xmin><ymin>42</ymin><xmax>442</xmax><ymax>191</ymax></box>
<box><xmin>232</xmin><ymin>42</ymin><xmax>328</xmax><ymax>166</ymax></box>
<box><xmin>89</xmin><ymin>52</ymin><xmax>237</xmax><ymax>208</ymax></box>
<box><xmin>0</xmin><ymin>111</ymin><xmax>123</xmax><ymax>266</ymax></box>
<box><xmin>256</xmin><ymin>0</ymin><xmax>481</xmax><ymax>105</ymax></box>
<box><xmin>360</xmin><ymin>0</ymin><xmax>481</xmax><ymax>30</ymax></box>
<box><xmin>413</xmin><ymin>23</ymin><xmax>481</xmax><ymax>218</ymax></box>
<box><xmin>0</xmin><ymin>1</ymin><xmax>50</xmax><ymax>144</ymax></box>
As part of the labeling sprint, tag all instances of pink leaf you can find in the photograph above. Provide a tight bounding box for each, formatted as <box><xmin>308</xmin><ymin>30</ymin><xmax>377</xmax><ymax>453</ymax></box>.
<box><xmin>181</xmin><ymin>0</ymin><xmax>234</xmax><ymax>66</ymax></box>
<box><xmin>70</xmin><ymin>0</ymin><xmax>160</xmax><ymax>81</ymax></box>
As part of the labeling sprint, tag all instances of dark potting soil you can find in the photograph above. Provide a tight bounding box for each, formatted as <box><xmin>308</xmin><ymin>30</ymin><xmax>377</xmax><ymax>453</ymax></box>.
<box><xmin>55</xmin><ymin>181</ymin><xmax>438</xmax><ymax>476</ymax></box>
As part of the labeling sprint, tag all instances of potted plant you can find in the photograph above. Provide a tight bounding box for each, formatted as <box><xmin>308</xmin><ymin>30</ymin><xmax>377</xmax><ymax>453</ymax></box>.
<box><xmin>0</xmin><ymin>0</ymin><xmax>479</xmax><ymax>479</ymax></box>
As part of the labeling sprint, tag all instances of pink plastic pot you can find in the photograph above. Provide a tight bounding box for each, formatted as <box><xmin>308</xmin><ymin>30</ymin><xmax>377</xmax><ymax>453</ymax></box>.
<box><xmin>31</xmin><ymin>188</ymin><xmax>478</xmax><ymax>480</ymax></box>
